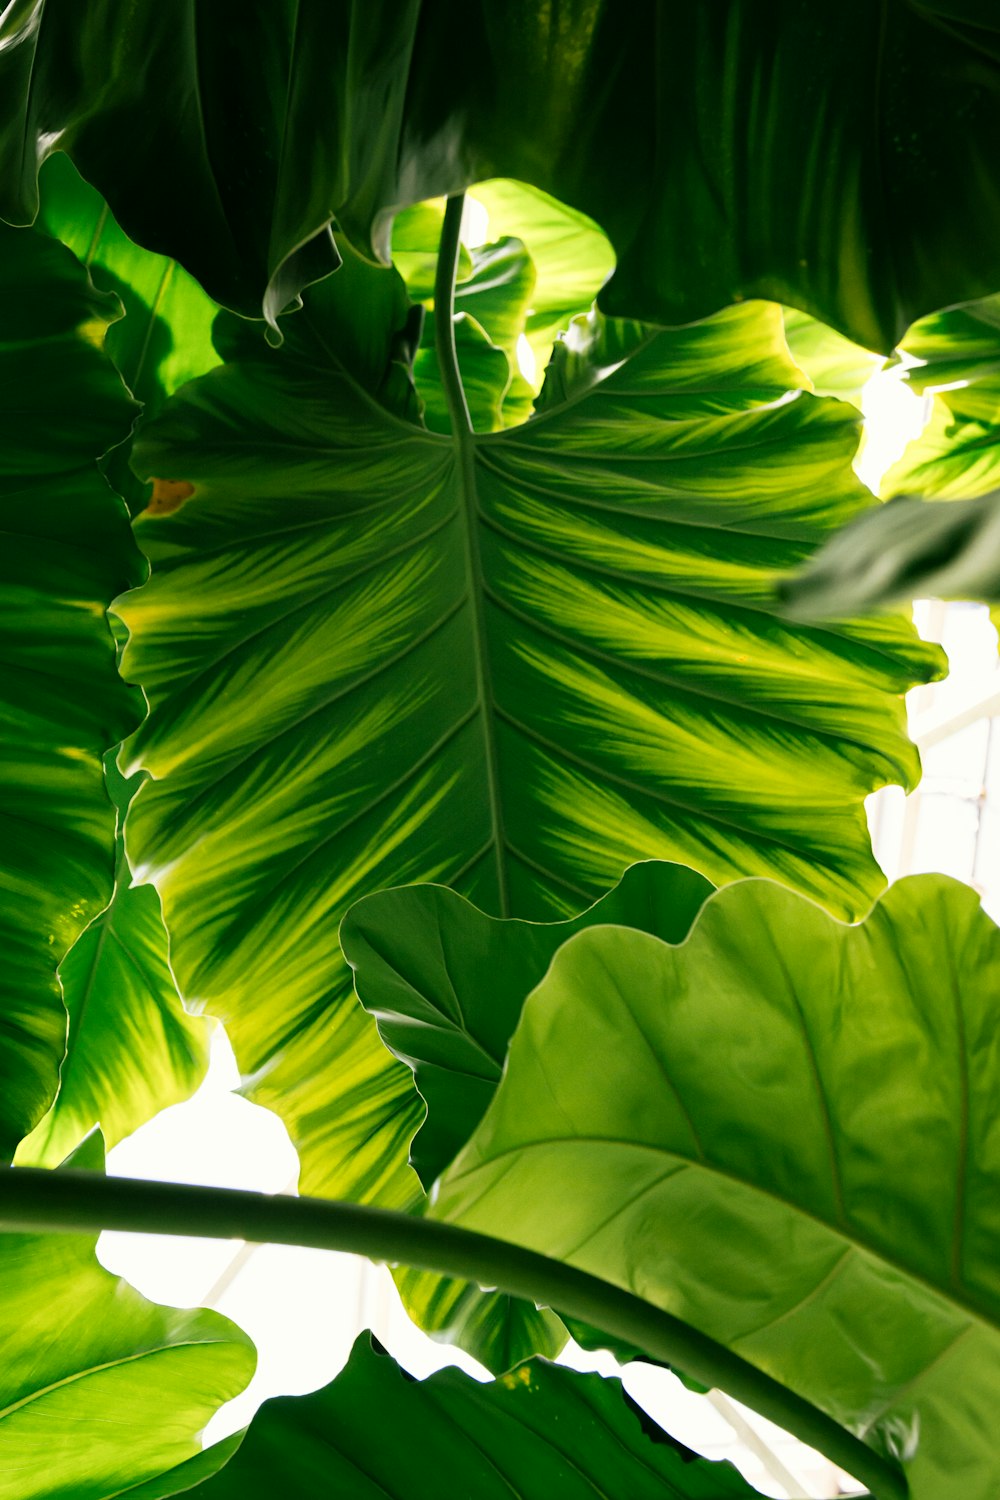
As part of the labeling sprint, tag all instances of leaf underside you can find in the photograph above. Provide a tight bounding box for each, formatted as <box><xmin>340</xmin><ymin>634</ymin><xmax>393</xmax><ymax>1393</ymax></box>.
<box><xmin>1</xmin><ymin>5</ymin><xmax>999</xmax><ymax>345</ymax></box>
<box><xmin>115</xmin><ymin>238</ymin><xmax>939</xmax><ymax>1214</ymax></box>
<box><xmin>431</xmin><ymin>869</ymin><xmax>1000</xmax><ymax>1500</ymax></box>
<box><xmin>0</xmin><ymin>220</ymin><xmax>141</xmax><ymax>1157</ymax></box>
<box><xmin>0</xmin><ymin>1141</ymin><xmax>254</xmax><ymax>1500</ymax></box>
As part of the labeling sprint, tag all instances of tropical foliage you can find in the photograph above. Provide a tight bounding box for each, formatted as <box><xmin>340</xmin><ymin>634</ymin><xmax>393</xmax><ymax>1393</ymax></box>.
<box><xmin>3</xmin><ymin>6</ymin><xmax>1000</xmax><ymax>1499</ymax></box>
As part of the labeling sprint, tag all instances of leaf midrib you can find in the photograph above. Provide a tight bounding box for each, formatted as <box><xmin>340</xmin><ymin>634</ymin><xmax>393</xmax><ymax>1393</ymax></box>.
<box><xmin>434</xmin><ymin>195</ymin><xmax>510</xmax><ymax>918</ymax></box>
<box><xmin>444</xmin><ymin>1133</ymin><xmax>994</xmax><ymax>1338</ymax></box>
<box><xmin>0</xmin><ymin>1340</ymin><xmax>218</xmax><ymax>1422</ymax></box>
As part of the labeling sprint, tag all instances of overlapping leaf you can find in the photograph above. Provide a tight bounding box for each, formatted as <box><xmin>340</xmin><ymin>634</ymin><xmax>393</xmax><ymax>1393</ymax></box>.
<box><xmin>344</xmin><ymin>860</ymin><xmax>714</xmax><ymax>1370</ymax></box>
<box><xmin>782</xmin><ymin>308</ymin><xmax>882</xmax><ymax>407</ymax></box>
<box><xmin>142</xmin><ymin>1334</ymin><xmax>758</xmax><ymax>1500</ymax></box>
<box><xmin>4</xmin><ymin>159</ymin><xmax>218</xmax><ymax>1163</ymax></box>
<box><xmin>35</xmin><ymin>152</ymin><xmax>220</xmax><ymax>512</ymax></box>
<box><xmin>344</xmin><ymin>861</ymin><xmax>715</xmax><ymax>1189</ymax></box>
<box><xmin>430</xmin><ymin>870</ymin><xmax>1000</xmax><ymax>1500</ymax></box>
<box><xmin>15</xmin><ymin>758</ymin><xmax>209</xmax><ymax>1169</ymax></box>
<box><xmin>0</xmin><ymin>220</ymin><xmax>141</xmax><ymax>1157</ymax></box>
<box><xmin>116</xmin><ymin>238</ymin><xmax>938</xmax><ymax>1216</ymax></box>
<box><xmin>396</xmin><ymin>220</ymin><xmax>536</xmax><ymax>432</ymax></box>
<box><xmin>0</xmin><ymin>1140</ymin><xmax>255</xmax><ymax>1500</ymax></box>
<box><xmin>2</xmin><ymin>4</ymin><xmax>1000</xmax><ymax>345</ymax></box>
<box><xmin>784</xmin><ymin>294</ymin><xmax>1000</xmax><ymax>614</ymax></box>
<box><xmin>470</xmin><ymin>180</ymin><xmax>615</xmax><ymax>387</ymax></box>
<box><xmin>392</xmin><ymin>181</ymin><xmax>614</xmax><ymax>431</ymax></box>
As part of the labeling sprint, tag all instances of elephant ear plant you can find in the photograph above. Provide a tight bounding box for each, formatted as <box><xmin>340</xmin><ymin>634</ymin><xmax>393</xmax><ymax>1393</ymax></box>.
<box><xmin>3</xmin><ymin>5</ymin><xmax>1000</xmax><ymax>1499</ymax></box>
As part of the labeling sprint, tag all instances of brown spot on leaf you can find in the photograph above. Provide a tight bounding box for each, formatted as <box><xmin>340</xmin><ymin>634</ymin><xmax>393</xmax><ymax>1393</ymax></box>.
<box><xmin>146</xmin><ymin>478</ymin><xmax>195</xmax><ymax>516</ymax></box>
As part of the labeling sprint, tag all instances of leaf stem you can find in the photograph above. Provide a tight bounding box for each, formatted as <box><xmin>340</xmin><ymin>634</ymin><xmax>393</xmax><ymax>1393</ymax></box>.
<box><xmin>434</xmin><ymin>192</ymin><xmax>510</xmax><ymax>915</ymax></box>
<box><xmin>2</xmin><ymin>1168</ymin><xmax>901</xmax><ymax>1500</ymax></box>
<box><xmin>434</xmin><ymin>195</ymin><xmax>474</xmax><ymax>433</ymax></box>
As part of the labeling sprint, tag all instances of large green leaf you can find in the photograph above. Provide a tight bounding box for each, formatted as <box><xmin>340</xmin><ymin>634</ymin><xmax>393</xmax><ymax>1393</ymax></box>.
<box><xmin>14</xmin><ymin>757</ymin><xmax>209</xmax><ymax>1169</ymax></box>
<box><xmin>430</xmin><ymin>871</ymin><xmax>1000</xmax><ymax>1500</ymax></box>
<box><xmin>115</xmin><ymin>240</ymin><xmax>939</xmax><ymax>1217</ymax></box>
<box><xmin>3</xmin><ymin>4</ymin><xmax>1000</xmax><ymax>346</ymax></box>
<box><xmin>1</xmin><ymin>164</ymin><xmax>219</xmax><ymax>1160</ymax></box>
<box><xmin>344</xmin><ymin>860</ymin><xmax>713</xmax><ymax>1371</ymax></box>
<box><xmin>147</xmin><ymin>1334</ymin><xmax>759</xmax><ymax>1500</ymax></box>
<box><xmin>0</xmin><ymin>1156</ymin><xmax>255</xmax><ymax>1500</ymax></box>
<box><xmin>0</xmin><ymin>220</ymin><xmax>141</xmax><ymax>1158</ymax></box>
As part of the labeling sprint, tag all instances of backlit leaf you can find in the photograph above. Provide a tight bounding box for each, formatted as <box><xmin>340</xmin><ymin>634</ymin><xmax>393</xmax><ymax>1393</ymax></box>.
<box><xmin>0</xmin><ymin>220</ymin><xmax>141</xmax><ymax>1157</ymax></box>
<box><xmin>433</xmin><ymin>870</ymin><xmax>1000</xmax><ymax>1500</ymax></box>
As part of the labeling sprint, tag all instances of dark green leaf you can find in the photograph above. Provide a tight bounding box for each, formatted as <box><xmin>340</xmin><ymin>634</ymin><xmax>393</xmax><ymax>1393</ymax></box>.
<box><xmin>0</xmin><ymin>220</ymin><xmax>141</xmax><ymax>1158</ymax></box>
<box><xmin>34</xmin><ymin>152</ymin><xmax>221</xmax><ymax>515</ymax></box>
<box><xmin>156</xmin><ymin>1334</ymin><xmax>759</xmax><ymax>1500</ymax></box>
<box><xmin>416</xmin><ymin>308</ymin><xmax>512</xmax><ymax>434</ymax></box>
<box><xmin>36</xmin><ymin>154</ymin><xmax>220</xmax><ymax>416</ymax></box>
<box><xmin>15</xmin><ymin>757</ymin><xmax>209</xmax><ymax>1168</ymax></box>
<box><xmin>0</xmin><ymin>0</ymin><xmax>341</xmax><ymax>327</ymax></box>
<box><xmin>344</xmin><ymin>861</ymin><xmax>714</xmax><ymax>1188</ymax></box>
<box><xmin>432</xmin><ymin>871</ymin><xmax>1000</xmax><ymax>1500</ymax></box>
<box><xmin>344</xmin><ymin>861</ymin><xmax>713</xmax><ymax>1371</ymax></box>
<box><xmin>3</xmin><ymin>5</ymin><xmax>1000</xmax><ymax>346</ymax></box>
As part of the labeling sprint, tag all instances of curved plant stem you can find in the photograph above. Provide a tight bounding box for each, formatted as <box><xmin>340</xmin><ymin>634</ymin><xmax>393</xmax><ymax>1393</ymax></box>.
<box><xmin>433</xmin><ymin>192</ymin><xmax>510</xmax><ymax>916</ymax></box>
<box><xmin>2</xmin><ymin>1167</ymin><xmax>901</xmax><ymax>1500</ymax></box>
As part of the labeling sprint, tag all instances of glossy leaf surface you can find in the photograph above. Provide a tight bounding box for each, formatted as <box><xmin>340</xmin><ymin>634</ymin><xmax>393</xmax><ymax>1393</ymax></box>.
<box><xmin>345</xmin><ymin>860</ymin><xmax>713</xmax><ymax>1370</ymax></box>
<box><xmin>2</xmin><ymin>4</ymin><xmax>1000</xmax><ymax>346</ymax></box>
<box><xmin>432</xmin><ymin>873</ymin><xmax>1000</xmax><ymax>1500</ymax></box>
<box><xmin>15</xmin><ymin>759</ymin><xmax>209</xmax><ymax>1168</ymax></box>
<box><xmin>157</xmin><ymin>1334</ymin><xmax>758</xmax><ymax>1500</ymax></box>
<box><xmin>0</xmin><ymin>220</ymin><xmax>141</xmax><ymax>1157</ymax></box>
<box><xmin>0</xmin><ymin>1145</ymin><xmax>254</xmax><ymax>1500</ymax></box>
